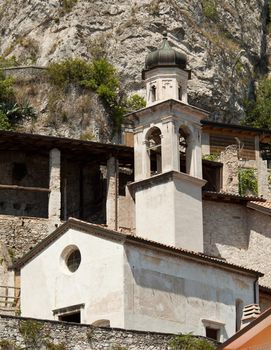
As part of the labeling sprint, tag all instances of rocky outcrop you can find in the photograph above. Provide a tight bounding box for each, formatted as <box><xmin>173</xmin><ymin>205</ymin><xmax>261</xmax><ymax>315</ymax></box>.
<box><xmin>0</xmin><ymin>0</ymin><xmax>269</xmax><ymax>136</ymax></box>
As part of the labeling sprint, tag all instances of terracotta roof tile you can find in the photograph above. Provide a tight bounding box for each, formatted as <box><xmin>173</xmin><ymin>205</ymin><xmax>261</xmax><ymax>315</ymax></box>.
<box><xmin>249</xmin><ymin>201</ymin><xmax>271</xmax><ymax>209</ymax></box>
<box><xmin>247</xmin><ymin>201</ymin><xmax>271</xmax><ymax>215</ymax></box>
<box><xmin>14</xmin><ymin>218</ymin><xmax>264</xmax><ymax>278</ymax></box>
<box><xmin>203</xmin><ymin>191</ymin><xmax>265</xmax><ymax>203</ymax></box>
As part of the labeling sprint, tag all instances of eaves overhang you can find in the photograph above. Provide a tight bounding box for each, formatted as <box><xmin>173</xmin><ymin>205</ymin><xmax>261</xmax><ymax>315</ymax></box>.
<box><xmin>14</xmin><ymin>218</ymin><xmax>263</xmax><ymax>280</ymax></box>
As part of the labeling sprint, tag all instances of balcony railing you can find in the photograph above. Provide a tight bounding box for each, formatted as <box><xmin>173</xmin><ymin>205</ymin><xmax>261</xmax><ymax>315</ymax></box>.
<box><xmin>0</xmin><ymin>285</ymin><xmax>20</xmax><ymax>313</ymax></box>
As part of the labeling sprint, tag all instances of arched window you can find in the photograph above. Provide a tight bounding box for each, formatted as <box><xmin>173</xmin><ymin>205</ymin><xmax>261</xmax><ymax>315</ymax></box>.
<box><xmin>146</xmin><ymin>127</ymin><xmax>162</xmax><ymax>176</ymax></box>
<box><xmin>151</xmin><ymin>85</ymin><xmax>156</xmax><ymax>102</ymax></box>
<box><xmin>178</xmin><ymin>85</ymin><xmax>182</xmax><ymax>101</ymax></box>
<box><xmin>179</xmin><ymin>127</ymin><xmax>189</xmax><ymax>173</ymax></box>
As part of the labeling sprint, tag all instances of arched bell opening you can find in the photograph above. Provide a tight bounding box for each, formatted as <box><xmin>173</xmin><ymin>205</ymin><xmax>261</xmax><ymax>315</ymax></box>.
<box><xmin>179</xmin><ymin>127</ymin><xmax>190</xmax><ymax>174</ymax></box>
<box><xmin>146</xmin><ymin>126</ymin><xmax>162</xmax><ymax>176</ymax></box>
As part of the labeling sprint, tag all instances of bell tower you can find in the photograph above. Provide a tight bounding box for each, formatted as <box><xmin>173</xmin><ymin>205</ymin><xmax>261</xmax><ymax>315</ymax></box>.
<box><xmin>128</xmin><ymin>33</ymin><xmax>208</xmax><ymax>253</ymax></box>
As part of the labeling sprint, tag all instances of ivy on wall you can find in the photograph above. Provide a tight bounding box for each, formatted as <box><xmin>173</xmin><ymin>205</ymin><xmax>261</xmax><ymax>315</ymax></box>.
<box><xmin>238</xmin><ymin>168</ymin><xmax>258</xmax><ymax>196</ymax></box>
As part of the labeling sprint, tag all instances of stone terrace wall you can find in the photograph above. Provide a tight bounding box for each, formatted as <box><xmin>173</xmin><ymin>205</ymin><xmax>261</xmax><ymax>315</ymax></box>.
<box><xmin>3</xmin><ymin>66</ymin><xmax>46</xmax><ymax>81</ymax></box>
<box><xmin>0</xmin><ymin>315</ymin><xmax>177</xmax><ymax>350</ymax></box>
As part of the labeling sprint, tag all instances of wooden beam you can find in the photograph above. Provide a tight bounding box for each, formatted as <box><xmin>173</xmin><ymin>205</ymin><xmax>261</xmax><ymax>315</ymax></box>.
<box><xmin>0</xmin><ymin>184</ymin><xmax>50</xmax><ymax>192</ymax></box>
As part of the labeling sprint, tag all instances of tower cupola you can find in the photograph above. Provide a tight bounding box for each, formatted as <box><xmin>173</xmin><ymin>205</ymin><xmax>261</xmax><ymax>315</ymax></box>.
<box><xmin>144</xmin><ymin>32</ymin><xmax>187</xmax><ymax>72</ymax></box>
<box><xmin>142</xmin><ymin>32</ymin><xmax>191</xmax><ymax>106</ymax></box>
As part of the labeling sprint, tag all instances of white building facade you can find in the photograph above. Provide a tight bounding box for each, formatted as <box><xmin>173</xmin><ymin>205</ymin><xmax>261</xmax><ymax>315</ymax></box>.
<box><xmin>19</xmin><ymin>219</ymin><xmax>259</xmax><ymax>342</ymax></box>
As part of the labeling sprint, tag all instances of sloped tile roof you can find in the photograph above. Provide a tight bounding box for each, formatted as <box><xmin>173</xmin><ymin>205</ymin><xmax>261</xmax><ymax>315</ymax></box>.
<box><xmin>247</xmin><ymin>201</ymin><xmax>271</xmax><ymax>215</ymax></box>
<box><xmin>14</xmin><ymin>218</ymin><xmax>263</xmax><ymax>278</ymax></box>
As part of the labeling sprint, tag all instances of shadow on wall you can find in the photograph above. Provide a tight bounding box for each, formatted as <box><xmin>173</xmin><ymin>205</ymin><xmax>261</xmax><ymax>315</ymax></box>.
<box><xmin>125</xmin><ymin>245</ymin><xmax>234</xmax><ymax>306</ymax></box>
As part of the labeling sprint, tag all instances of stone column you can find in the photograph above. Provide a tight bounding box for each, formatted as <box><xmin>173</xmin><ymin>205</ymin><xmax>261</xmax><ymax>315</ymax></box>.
<box><xmin>187</xmin><ymin>125</ymin><xmax>203</xmax><ymax>179</ymax></box>
<box><xmin>161</xmin><ymin>117</ymin><xmax>179</xmax><ymax>173</ymax></box>
<box><xmin>48</xmin><ymin>148</ymin><xmax>61</xmax><ymax>229</ymax></box>
<box><xmin>106</xmin><ymin>156</ymin><xmax>119</xmax><ymax>230</ymax></box>
<box><xmin>134</xmin><ymin>126</ymin><xmax>150</xmax><ymax>181</ymax></box>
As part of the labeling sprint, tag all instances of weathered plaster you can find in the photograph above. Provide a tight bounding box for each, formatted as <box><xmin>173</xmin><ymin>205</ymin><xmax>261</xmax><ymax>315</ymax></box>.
<box><xmin>21</xmin><ymin>228</ymin><xmax>125</xmax><ymax>327</ymax></box>
<box><xmin>203</xmin><ymin>201</ymin><xmax>271</xmax><ymax>287</ymax></box>
<box><xmin>123</xmin><ymin>243</ymin><xmax>255</xmax><ymax>340</ymax></box>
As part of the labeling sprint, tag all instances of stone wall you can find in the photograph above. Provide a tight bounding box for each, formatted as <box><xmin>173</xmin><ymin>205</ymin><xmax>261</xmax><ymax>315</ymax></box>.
<box><xmin>4</xmin><ymin>66</ymin><xmax>46</xmax><ymax>81</ymax></box>
<box><xmin>219</xmin><ymin>145</ymin><xmax>239</xmax><ymax>194</ymax></box>
<box><xmin>203</xmin><ymin>200</ymin><xmax>271</xmax><ymax>288</ymax></box>
<box><xmin>0</xmin><ymin>315</ymin><xmax>177</xmax><ymax>350</ymax></box>
<box><xmin>0</xmin><ymin>215</ymin><xmax>50</xmax><ymax>259</ymax></box>
<box><xmin>0</xmin><ymin>150</ymin><xmax>49</xmax><ymax>218</ymax></box>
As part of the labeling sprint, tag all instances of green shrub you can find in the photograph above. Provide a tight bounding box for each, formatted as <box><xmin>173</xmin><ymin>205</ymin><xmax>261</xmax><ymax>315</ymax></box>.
<box><xmin>124</xmin><ymin>94</ymin><xmax>146</xmax><ymax>112</ymax></box>
<box><xmin>47</xmin><ymin>58</ymin><xmax>90</xmax><ymax>88</ymax></box>
<box><xmin>170</xmin><ymin>333</ymin><xmax>215</xmax><ymax>350</ymax></box>
<box><xmin>110</xmin><ymin>345</ymin><xmax>128</xmax><ymax>350</ymax></box>
<box><xmin>0</xmin><ymin>339</ymin><xmax>22</xmax><ymax>349</ymax></box>
<box><xmin>242</xmin><ymin>78</ymin><xmax>271</xmax><ymax>129</ymax></box>
<box><xmin>0</xmin><ymin>56</ymin><xmax>19</xmax><ymax>68</ymax></box>
<box><xmin>0</xmin><ymin>110</ymin><xmax>11</xmax><ymax>130</ymax></box>
<box><xmin>0</xmin><ymin>70</ymin><xmax>14</xmax><ymax>102</ymax></box>
<box><xmin>202</xmin><ymin>153</ymin><xmax>220</xmax><ymax>161</ymax></box>
<box><xmin>202</xmin><ymin>0</ymin><xmax>218</xmax><ymax>21</ymax></box>
<box><xmin>17</xmin><ymin>37</ymin><xmax>39</xmax><ymax>63</ymax></box>
<box><xmin>45</xmin><ymin>342</ymin><xmax>67</xmax><ymax>350</ymax></box>
<box><xmin>60</xmin><ymin>0</ymin><xmax>78</xmax><ymax>12</ymax></box>
<box><xmin>238</xmin><ymin>168</ymin><xmax>258</xmax><ymax>196</ymax></box>
<box><xmin>19</xmin><ymin>320</ymin><xmax>44</xmax><ymax>348</ymax></box>
<box><xmin>80</xmin><ymin>131</ymin><xmax>96</xmax><ymax>141</ymax></box>
<box><xmin>0</xmin><ymin>70</ymin><xmax>35</xmax><ymax>129</ymax></box>
<box><xmin>47</xmin><ymin>58</ymin><xmax>131</xmax><ymax>132</ymax></box>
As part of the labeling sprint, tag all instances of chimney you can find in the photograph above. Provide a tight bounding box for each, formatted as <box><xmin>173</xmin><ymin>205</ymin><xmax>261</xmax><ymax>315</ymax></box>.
<box><xmin>241</xmin><ymin>304</ymin><xmax>261</xmax><ymax>328</ymax></box>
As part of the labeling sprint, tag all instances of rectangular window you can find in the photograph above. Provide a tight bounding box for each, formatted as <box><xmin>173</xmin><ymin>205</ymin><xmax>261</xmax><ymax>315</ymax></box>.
<box><xmin>206</xmin><ymin>327</ymin><xmax>219</xmax><ymax>341</ymax></box>
<box><xmin>59</xmin><ymin>311</ymin><xmax>81</xmax><ymax>323</ymax></box>
<box><xmin>53</xmin><ymin>303</ymin><xmax>84</xmax><ymax>324</ymax></box>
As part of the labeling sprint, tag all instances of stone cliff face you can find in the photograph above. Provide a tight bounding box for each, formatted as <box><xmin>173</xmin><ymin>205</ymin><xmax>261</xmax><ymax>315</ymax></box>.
<box><xmin>0</xmin><ymin>0</ymin><xmax>269</xmax><ymax>138</ymax></box>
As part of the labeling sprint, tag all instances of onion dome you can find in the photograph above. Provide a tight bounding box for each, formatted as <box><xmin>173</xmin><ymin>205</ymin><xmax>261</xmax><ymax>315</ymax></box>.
<box><xmin>144</xmin><ymin>32</ymin><xmax>187</xmax><ymax>71</ymax></box>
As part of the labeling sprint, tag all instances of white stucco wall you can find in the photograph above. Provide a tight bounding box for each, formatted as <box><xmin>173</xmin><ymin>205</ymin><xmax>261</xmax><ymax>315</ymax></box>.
<box><xmin>123</xmin><ymin>243</ymin><xmax>255</xmax><ymax>341</ymax></box>
<box><xmin>135</xmin><ymin>179</ymin><xmax>175</xmax><ymax>246</ymax></box>
<box><xmin>135</xmin><ymin>173</ymin><xmax>204</xmax><ymax>252</ymax></box>
<box><xmin>20</xmin><ymin>228</ymin><xmax>124</xmax><ymax>327</ymax></box>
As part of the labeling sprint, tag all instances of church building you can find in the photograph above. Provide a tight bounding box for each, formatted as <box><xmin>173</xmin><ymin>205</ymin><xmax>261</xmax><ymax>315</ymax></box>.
<box><xmin>13</xmin><ymin>33</ymin><xmax>264</xmax><ymax>343</ymax></box>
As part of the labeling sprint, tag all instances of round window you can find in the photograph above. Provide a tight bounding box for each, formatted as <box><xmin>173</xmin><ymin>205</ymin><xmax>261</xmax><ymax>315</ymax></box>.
<box><xmin>66</xmin><ymin>249</ymin><xmax>81</xmax><ymax>273</ymax></box>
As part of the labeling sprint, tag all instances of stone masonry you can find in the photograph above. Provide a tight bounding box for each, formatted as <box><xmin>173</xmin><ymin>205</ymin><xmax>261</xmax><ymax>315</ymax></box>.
<box><xmin>0</xmin><ymin>215</ymin><xmax>50</xmax><ymax>260</ymax></box>
<box><xmin>219</xmin><ymin>145</ymin><xmax>239</xmax><ymax>195</ymax></box>
<box><xmin>0</xmin><ymin>315</ymin><xmax>180</xmax><ymax>350</ymax></box>
<box><xmin>203</xmin><ymin>200</ymin><xmax>271</xmax><ymax>288</ymax></box>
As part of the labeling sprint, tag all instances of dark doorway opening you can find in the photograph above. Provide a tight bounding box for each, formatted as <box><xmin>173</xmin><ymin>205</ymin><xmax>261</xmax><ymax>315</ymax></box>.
<box><xmin>59</xmin><ymin>311</ymin><xmax>81</xmax><ymax>323</ymax></box>
<box><xmin>206</xmin><ymin>327</ymin><xmax>219</xmax><ymax>341</ymax></box>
